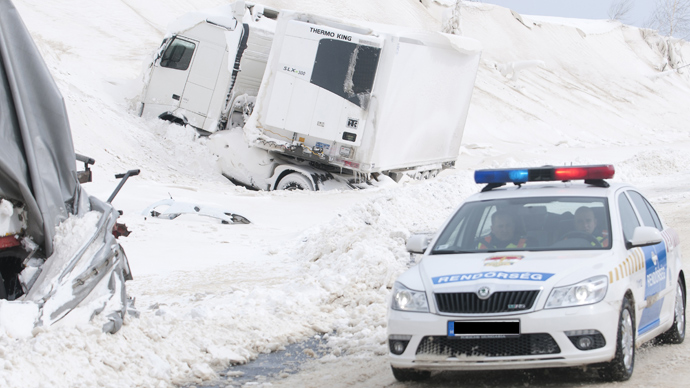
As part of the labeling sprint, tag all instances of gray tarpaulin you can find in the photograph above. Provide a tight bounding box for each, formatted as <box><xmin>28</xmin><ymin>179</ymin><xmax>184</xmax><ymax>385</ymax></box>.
<box><xmin>0</xmin><ymin>0</ymin><xmax>132</xmax><ymax>333</ymax></box>
<box><xmin>0</xmin><ymin>0</ymin><xmax>81</xmax><ymax>257</ymax></box>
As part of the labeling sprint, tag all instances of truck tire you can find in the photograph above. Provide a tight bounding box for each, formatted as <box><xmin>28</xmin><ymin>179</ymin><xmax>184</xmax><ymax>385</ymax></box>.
<box><xmin>275</xmin><ymin>172</ymin><xmax>314</xmax><ymax>191</ymax></box>
<box><xmin>599</xmin><ymin>297</ymin><xmax>635</xmax><ymax>381</ymax></box>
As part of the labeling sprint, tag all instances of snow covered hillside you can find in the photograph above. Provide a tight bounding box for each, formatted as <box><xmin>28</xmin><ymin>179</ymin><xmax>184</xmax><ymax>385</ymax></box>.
<box><xmin>2</xmin><ymin>0</ymin><xmax>690</xmax><ymax>387</ymax></box>
<box><xmin>456</xmin><ymin>3</ymin><xmax>690</xmax><ymax>168</ymax></box>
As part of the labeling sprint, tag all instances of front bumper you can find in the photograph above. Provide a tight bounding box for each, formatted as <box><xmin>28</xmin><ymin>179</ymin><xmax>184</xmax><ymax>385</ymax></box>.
<box><xmin>388</xmin><ymin>301</ymin><xmax>620</xmax><ymax>371</ymax></box>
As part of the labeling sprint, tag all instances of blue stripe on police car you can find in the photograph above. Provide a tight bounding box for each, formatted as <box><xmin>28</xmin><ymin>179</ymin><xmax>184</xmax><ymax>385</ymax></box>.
<box><xmin>638</xmin><ymin>242</ymin><xmax>668</xmax><ymax>335</ymax></box>
<box><xmin>432</xmin><ymin>271</ymin><xmax>555</xmax><ymax>284</ymax></box>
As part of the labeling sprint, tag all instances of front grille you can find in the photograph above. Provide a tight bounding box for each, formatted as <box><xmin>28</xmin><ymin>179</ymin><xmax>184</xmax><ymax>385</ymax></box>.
<box><xmin>416</xmin><ymin>334</ymin><xmax>560</xmax><ymax>357</ymax></box>
<box><xmin>435</xmin><ymin>290</ymin><xmax>540</xmax><ymax>314</ymax></box>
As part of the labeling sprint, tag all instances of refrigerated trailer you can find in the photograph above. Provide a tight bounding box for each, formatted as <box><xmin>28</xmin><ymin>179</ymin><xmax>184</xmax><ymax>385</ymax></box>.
<box><xmin>140</xmin><ymin>1</ymin><xmax>482</xmax><ymax>190</ymax></box>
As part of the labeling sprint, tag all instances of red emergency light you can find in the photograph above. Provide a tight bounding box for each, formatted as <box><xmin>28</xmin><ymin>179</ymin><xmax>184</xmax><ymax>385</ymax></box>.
<box><xmin>553</xmin><ymin>165</ymin><xmax>615</xmax><ymax>181</ymax></box>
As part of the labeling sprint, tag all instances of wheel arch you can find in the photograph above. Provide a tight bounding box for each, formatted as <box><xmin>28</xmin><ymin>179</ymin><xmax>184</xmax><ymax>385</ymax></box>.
<box><xmin>623</xmin><ymin>289</ymin><xmax>636</xmax><ymax>322</ymax></box>
<box><xmin>679</xmin><ymin>270</ymin><xmax>686</xmax><ymax>307</ymax></box>
<box><xmin>678</xmin><ymin>269</ymin><xmax>688</xmax><ymax>305</ymax></box>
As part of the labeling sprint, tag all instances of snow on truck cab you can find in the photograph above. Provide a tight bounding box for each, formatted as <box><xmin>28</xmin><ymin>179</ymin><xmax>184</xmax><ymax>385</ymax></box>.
<box><xmin>140</xmin><ymin>1</ymin><xmax>482</xmax><ymax>191</ymax></box>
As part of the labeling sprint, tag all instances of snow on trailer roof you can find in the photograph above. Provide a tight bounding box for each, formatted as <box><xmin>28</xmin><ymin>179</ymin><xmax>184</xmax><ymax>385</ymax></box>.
<box><xmin>166</xmin><ymin>0</ymin><xmax>440</xmax><ymax>37</ymax></box>
<box><xmin>167</xmin><ymin>3</ymin><xmax>250</xmax><ymax>34</ymax></box>
<box><xmin>258</xmin><ymin>0</ymin><xmax>440</xmax><ymax>30</ymax></box>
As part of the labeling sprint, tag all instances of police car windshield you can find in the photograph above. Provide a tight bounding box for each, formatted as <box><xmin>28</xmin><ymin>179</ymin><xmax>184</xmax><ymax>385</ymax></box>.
<box><xmin>431</xmin><ymin>196</ymin><xmax>611</xmax><ymax>254</ymax></box>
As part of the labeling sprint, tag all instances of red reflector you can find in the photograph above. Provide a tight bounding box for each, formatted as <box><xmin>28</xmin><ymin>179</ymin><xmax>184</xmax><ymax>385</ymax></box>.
<box><xmin>344</xmin><ymin>160</ymin><xmax>360</xmax><ymax>169</ymax></box>
<box><xmin>0</xmin><ymin>235</ymin><xmax>21</xmax><ymax>249</ymax></box>
<box><xmin>554</xmin><ymin>165</ymin><xmax>615</xmax><ymax>181</ymax></box>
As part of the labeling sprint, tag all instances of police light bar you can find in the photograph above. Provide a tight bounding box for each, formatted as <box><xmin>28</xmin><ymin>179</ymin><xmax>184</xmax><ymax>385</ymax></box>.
<box><xmin>475</xmin><ymin>165</ymin><xmax>615</xmax><ymax>186</ymax></box>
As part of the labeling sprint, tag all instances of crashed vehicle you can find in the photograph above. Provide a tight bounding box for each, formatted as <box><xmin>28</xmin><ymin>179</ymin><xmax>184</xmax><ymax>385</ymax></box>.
<box><xmin>140</xmin><ymin>1</ymin><xmax>482</xmax><ymax>190</ymax></box>
<box><xmin>0</xmin><ymin>0</ymin><xmax>133</xmax><ymax>335</ymax></box>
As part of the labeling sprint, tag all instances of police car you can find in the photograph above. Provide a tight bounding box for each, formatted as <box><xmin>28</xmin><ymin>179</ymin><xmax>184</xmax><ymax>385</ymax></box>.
<box><xmin>388</xmin><ymin>165</ymin><xmax>685</xmax><ymax>382</ymax></box>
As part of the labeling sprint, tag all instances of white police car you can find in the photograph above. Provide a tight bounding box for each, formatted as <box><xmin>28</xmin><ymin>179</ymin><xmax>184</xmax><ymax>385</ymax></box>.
<box><xmin>388</xmin><ymin>165</ymin><xmax>685</xmax><ymax>382</ymax></box>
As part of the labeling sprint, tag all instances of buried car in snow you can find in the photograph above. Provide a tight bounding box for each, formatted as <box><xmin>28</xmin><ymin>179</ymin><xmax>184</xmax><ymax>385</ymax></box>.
<box><xmin>388</xmin><ymin>165</ymin><xmax>685</xmax><ymax>382</ymax></box>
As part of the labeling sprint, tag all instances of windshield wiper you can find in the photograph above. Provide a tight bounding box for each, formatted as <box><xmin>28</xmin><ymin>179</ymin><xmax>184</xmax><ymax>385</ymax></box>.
<box><xmin>431</xmin><ymin>249</ymin><xmax>474</xmax><ymax>255</ymax></box>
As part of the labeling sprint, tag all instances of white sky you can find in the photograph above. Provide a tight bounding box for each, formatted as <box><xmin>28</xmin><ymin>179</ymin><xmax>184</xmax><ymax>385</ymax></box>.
<box><xmin>478</xmin><ymin>0</ymin><xmax>658</xmax><ymax>29</ymax></box>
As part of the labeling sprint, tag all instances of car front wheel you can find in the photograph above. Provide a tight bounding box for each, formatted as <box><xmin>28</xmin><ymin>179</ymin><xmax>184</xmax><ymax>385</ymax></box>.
<box><xmin>391</xmin><ymin>366</ymin><xmax>430</xmax><ymax>382</ymax></box>
<box><xmin>659</xmin><ymin>278</ymin><xmax>686</xmax><ymax>344</ymax></box>
<box><xmin>599</xmin><ymin>297</ymin><xmax>635</xmax><ymax>382</ymax></box>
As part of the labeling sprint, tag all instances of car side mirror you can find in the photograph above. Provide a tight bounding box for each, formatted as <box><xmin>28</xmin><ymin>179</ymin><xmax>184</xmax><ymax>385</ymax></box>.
<box><xmin>626</xmin><ymin>226</ymin><xmax>663</xmax><ymax>249</ymax></box>
<box><xmin>406</xmin><ymin>234</ymin><xmax>432</xmax><ymax>254</ymax></box>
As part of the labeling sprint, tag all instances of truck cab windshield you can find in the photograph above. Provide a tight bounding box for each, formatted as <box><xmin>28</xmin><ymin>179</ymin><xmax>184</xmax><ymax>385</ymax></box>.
<box><xmin>160</xmin><ymin>38</ymin><xmax>196</xmax><ymax>71</ymax></box>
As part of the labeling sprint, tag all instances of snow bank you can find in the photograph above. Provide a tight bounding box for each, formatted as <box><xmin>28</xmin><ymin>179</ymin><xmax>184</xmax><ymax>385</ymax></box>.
<box><xmin>289</xmin><ymin>174</ymin><xmax>477</xmax><ymax>356</ymax></box>
<box><xmin>0</xmin><ymin>301</ymin><xmax>38</xmax><ymax>339</ymax></box>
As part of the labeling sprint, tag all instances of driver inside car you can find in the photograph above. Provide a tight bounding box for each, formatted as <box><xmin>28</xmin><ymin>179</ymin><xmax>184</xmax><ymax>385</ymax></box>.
<box><xmin>574</xmin><ymin>206</ymin><xmax>609</xmax><ymax>247</ymax></box>
<box><xmin>477</xmin><ymin>211</ymin><xmax>528</xmax><ymax>250</ymax></box>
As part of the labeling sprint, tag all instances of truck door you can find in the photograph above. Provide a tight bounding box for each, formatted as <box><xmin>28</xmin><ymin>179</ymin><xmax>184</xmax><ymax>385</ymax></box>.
<box><xmin>144</xmin><ymin>36</ymin><xmax>198</xmax><ymax>116</ymax></box>
<box><xmin>178</xmin><ymin>41</ymin><xmax>225</xmax><ymax>124</ymax></box>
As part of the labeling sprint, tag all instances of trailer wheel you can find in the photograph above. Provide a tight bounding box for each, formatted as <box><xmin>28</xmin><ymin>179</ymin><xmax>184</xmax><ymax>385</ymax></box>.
<box><xmin>275</xmin><ymin>172</ymin><xmax>314</xmax><ymax>191</ymax></box>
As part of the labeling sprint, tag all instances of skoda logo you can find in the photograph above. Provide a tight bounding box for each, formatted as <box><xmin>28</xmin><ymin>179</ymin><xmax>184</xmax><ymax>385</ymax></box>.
<box><xmin>477</xmin><ymin>286</ymin><xmax>491</xmax><ymax>300</ymax></box>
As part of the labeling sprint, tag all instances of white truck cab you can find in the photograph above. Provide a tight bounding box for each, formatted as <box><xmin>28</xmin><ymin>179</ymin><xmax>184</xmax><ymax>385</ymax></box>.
<box><xmin>141</xmin><ymin>2</ymin><xmax>275</xmax><ymax>134</ymax></box>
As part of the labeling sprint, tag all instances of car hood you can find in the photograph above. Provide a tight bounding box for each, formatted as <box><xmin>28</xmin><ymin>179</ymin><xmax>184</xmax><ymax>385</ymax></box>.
<box><xmin>418</xmin><ymin>250</ymin><xmax>615</xmax><ymax>293</ymax></box>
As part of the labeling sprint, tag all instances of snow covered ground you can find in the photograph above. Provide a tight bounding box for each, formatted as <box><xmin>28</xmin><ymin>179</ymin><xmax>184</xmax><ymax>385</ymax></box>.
<box><xmin>2</xmin><ymin>0</ymin><xmax>690</xmax><ymax>387</ymax></box>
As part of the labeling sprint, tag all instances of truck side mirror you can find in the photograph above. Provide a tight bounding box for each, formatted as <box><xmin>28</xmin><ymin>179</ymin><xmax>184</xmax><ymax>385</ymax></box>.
<box><xmin>626</xmin><ymin>226</ymin><xmax>663</xmax><ymax>249</ymax></box>
<box><xmin>406</xmin><ymin>234</ymin><xmax>432</xmax><ymax>254</ymax></box>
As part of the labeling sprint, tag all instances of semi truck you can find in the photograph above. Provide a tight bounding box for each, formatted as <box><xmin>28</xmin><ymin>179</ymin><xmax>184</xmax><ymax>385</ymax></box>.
<box><xmin>140</xmin><ymin>1</ymin><xmax>481</xmax><ymax>190</ymax></box>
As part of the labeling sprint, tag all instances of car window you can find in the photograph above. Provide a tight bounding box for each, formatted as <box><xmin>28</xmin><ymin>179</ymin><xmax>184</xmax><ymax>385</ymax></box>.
<box><xmin>160</xmin><ymin>38</ymin><xmax>196</xmax><ymax>71</ymax></box>
<box><xmin>618</xmin><ymin>193</ymin><xmax>640</xmax><ymax>241</ymax></box>
<box><xmin>627</xmin><ymin>191</ymin><xmax>662</xmax><ymax>230</ymax></box>
<box><xmin>431</xmin><ymin>196</ymin><xmax>611</xmax><ymax>254</ymax></box>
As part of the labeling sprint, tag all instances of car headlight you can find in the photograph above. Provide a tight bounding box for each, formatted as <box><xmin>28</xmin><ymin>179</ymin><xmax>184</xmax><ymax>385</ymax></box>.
<box><xmin>545</xmin><ymin>275</ymin><xmax>608</xmax><ymax>309</ymax></box>
<box><xmin>391</xmin><ymin>282</ymin><xmax>429</xmax><ymax>312</ymax></box>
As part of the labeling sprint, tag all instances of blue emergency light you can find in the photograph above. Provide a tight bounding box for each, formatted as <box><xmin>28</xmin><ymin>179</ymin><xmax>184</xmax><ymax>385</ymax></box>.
<box><xmin>475</xmin><ymin>165</ymin><xmax>615</xmax><ymax>190</ymax></box>
<box><xmin>474</xmin><ymin>169</ymin><xmax>529</xmax><ymax>184</ymax></box>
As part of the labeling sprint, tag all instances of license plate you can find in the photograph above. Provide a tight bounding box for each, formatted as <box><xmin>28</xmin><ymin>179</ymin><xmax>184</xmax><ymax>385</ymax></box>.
<box><xmin>448</xmin><ymin>320</ymin><xmax>520</xmax><ymax>339</ymax></box>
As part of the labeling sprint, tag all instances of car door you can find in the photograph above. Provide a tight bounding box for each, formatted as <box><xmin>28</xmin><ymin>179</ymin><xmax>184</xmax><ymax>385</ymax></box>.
<box><xmin>619</xmin><ymin>190</ymin><xmax>673</xmax><ymax>337</ymax></box>
<box><xmin>627</xmin><ymin>190</ymin><xmax>680</xmax><ymax>327</ymax></box>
